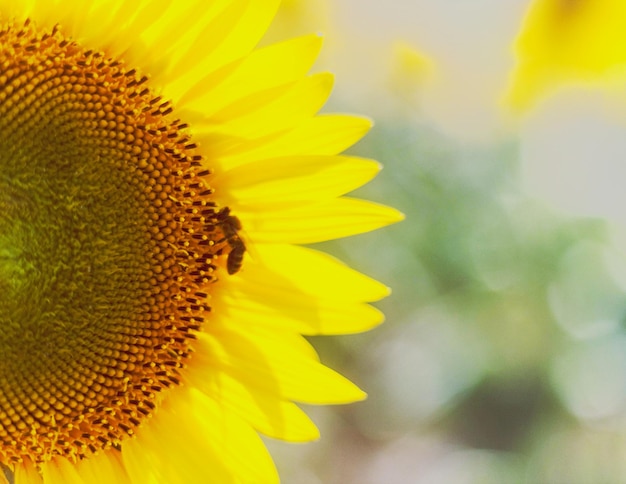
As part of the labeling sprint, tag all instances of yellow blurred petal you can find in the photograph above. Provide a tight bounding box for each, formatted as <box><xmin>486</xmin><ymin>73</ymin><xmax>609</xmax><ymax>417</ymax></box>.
<box><xmin>126</xmin><ymin>1</ymin><xmax>209</xmax><ymax>78</ymax></box>
<box><xmin>197</xmin><ymin>329</ymin><xmax>366</xmax><ymax>404</ymax></box>
<box><xmin>506</xmin><ymin>0</ymin><xmax>626</xmax><ymax>110</ymax></box>
<box><xmin>240</xmin><ymin>197</ymin><xmax>405</xmax><ymax>244</ymax></box>
<box><xmin>0</xmin><ymin>0</ymin><xmax>29</xmax><ymax>19</ymax></box>
<box><xmin>190</xmin><ymin>0</ymin><xmax>281</xmax><ymax>75</ymax></box>
<box><xmin>32</xmin><ymin>0</ymin><xmax>174</xmax><ymax>79</ymax></box>
<box><xmin>268</xmin><ymin>0</ymin><xmax>331</xmax><ymax>42</ymax></box>
<box><xmin>185</xmin><ymin>364</ymin><xmax>320</xmax><ymax>442</ymax></box>
<box><xmin>40</xmin><ymin>458</ymin><xmax>84</xmax><ymax>484</ymax></box>
<box><xmin>201</xmin><ymin>72</ymin><xmax>333</xmax><ymax>139</ymax></box>
<box><xmin>201</xmin><ymin>114</ymin><xmax>372</xmax><ymax>171</ymax></box>
<box><xmin>167</xmin><ymin>1</ymin><xmax>250</xmax><ymax>75</ymax></box>
<box><xmin>389</xmin><ymin>40</ymin><xmax>434</xmax><ymax>97</ymax></box>
<box><xmin>13</xmin><ymin>460</ymin><xmax>42</xmax><ymax>484</ymax></box>
<box><xmin>214</xmin><ymin>275</ymin><xmax>385</xmax><ymax>335</ymax></box>
<box><xmin>179</xmin><ymin>33</ymin><xmax>323</xmax><ymax>109</ymax></box>
<box><xmin>164</xmin><ymin>0</ymin><xmax>281</xmax><ymax>98</ymax></box>
<box><xmin>215</xmin><ymin>155</ymin><xmax>380</xmax><ymax>208</ymax></box>
<box><xmin>123</xmin><ymin>402</ymin><xmax>230</xmax><ymax>484</ymax></box>
<box><xmin>105</xmin><ymin>0</ymin><xmax>173</xmax><ymax>51</ymax></box>
<box><xmin>249</xmin><ymin>244</ymin><xmax>389</xmax><ymax>302</ymax></box>
<box><xmin>213</xmin><ymin>251</ymin><xmax>386</xmax><ymax>335</ymax></box>
<box><xmin>119</xmin><ymin>444</ymin><xmax>167</xmax><ymax>484</ymax></box>
<box><xmin>124</xmin><ymin>387</ymin><xmax>278</xmax><ymax>484</ymax></box>
<box><xmin>72</xmin><ymin>450</ymin><xmax>130</xmax><ymax>484</ymax></box>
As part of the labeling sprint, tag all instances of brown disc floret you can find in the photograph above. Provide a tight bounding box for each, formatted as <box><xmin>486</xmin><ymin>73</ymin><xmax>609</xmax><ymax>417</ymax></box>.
<box><xmin>0</xmin><ymin>19</ymin><xmax>242</xmax><ymax>468</ymax></box>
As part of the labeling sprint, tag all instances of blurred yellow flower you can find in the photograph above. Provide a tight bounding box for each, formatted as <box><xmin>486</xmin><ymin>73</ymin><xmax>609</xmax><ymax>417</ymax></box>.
<box><xmin>505</xmin><ymin>0</ymin><xmax>626</xmax><ymax>110</ymax></box>
<box><xmin>389</xmin><ymin>41</ymin><xmax>435</xmax><ymax>104</ymax></box>
<box><xmin>0</xmin><ymin>0</ymin><xmax>402</xmax><ymax>482</ymax></box>
<box><xmin>267</xmin><ymin>0</ymin><xmax>331</xmax><ymax>43</ymax></box>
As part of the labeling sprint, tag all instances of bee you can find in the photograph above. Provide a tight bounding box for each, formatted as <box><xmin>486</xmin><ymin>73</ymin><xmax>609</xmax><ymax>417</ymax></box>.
<box><xmin>226</xmin><ymin>240</ymin><xmax>245</xmax><ymax>275</ymax></box>
<box><xmin>215</xmin><ymin>207</ymin><xmax>246</xmax><ymax>275</ymax></box>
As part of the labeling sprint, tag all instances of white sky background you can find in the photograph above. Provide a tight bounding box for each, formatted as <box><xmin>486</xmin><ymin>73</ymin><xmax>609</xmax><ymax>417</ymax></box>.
<box><xmin>326</xmin><ymin>0</ymin><xmax>530</xmax><ymax>140</ymax></box>
<box><xmin>320</xmin><ymin>0</ymin><xmax>626</xmax><ymax>227</ymax></box>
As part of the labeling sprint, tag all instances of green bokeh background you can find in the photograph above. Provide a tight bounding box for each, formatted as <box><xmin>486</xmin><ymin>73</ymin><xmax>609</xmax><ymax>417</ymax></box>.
<box><xmin>268</xmin><ymin>114</ymin><xmax>626</xmax><ymax>484</ymax></box>
<box><xmin>263</xmin><ymin>2</ymin><xmax>626</xmax><ymax>483</ymax></box>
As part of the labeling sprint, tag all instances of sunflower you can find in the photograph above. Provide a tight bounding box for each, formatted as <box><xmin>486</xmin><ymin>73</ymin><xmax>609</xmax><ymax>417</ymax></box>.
<box><xmin>506</xmin><ymin>0</ymin><xmax>626</xmax><ymax>110</ymax></box>
<box><xmin>0</xmin><ymin>0</ymin><xmax>401</xmax><ymax>482</ymax></box>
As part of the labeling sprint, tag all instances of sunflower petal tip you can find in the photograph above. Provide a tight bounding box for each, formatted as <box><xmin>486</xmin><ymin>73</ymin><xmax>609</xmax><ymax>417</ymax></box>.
<box><xmin>384</xmin><ymin>206</ymin><xmax>406</xmax><ymax>226</ymax></box>
<box><xmin>331</xmin><ymin>388</ymin><xmax>367</xmax><ymax>404</ymax></box>
<box><xmin>343</xmin><ymin>381</ymin><xmax>368</xmax><ymax>403</ymax></box>
<box><xmin>371</xmin><ymin>159</ymin><xmax>384</xmax><ymax>173</ymax></box>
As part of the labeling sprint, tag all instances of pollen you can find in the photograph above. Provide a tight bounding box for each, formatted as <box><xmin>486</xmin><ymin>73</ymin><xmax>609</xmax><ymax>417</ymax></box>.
<box><xmin>0</xmin><ymin>19</ymin><xmax>242</xmax><ymax>467</ymax></box>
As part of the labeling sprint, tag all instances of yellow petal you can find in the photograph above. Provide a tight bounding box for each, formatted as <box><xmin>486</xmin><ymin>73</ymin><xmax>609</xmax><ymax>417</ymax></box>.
<box><xmin>185</xmin><ymin>363</ymin><xmax>320</xmax><ymax>442</ymax></box>
<box><xmin>72</xmin><ymin>450</ymin><xmax>130</xmax><ymax>484</ymax></box>
<box><xmin>214</xmin><ymin>277</ymin><xmax>385</xmax><ymax>335</ymax></box>
<box><xmin>215</xmin><ymin>155</ymin><xmax>381</xmax><ymax>208</ymax></box>
<box><xmin>198</xmin><ymin>72</ymin><xmax>333</xmax><ymax>139</ymax></box>
<box><xmin>197</xmin><ymin>328</ymin><xmax>366</xmax><ymax>404</ymax></box>
<box><xmin>390</xmin><ymin>40</ymin><xmax>434</xmax><ymax>91</ymax></box>
<box><xmin>200</xmin><ymin>114</ymin><xmax>372</xmax><ymax>171</ymax></box>
<box><xmin>0</xmin><ymin>0</ymin><xmax>30</xmax><ymax>19</ymax></box>
<box><xmin>179</xmin><ymin>33</ymin><xmax>323</xmax><ymax>109</ymax></box>
<box><xmin>124</xmin><ymin>387</ymin><xmax>278</xmax><ymax>484</ymax></box>
<box><xmin>40</xmin><ymin>458</ymin><xmax>84</xmax><ymax>484</ymax></box>
<box><xmin>244</xmin><ymin>243</ymin><xmax>389</xmax><ymax>302</ymax></box>
<box><xmin>240</xmin><ymin>197</ymin><xmax>405</xmax><ymax>244</ymax></box>
<box><xmin>164</xmin><ymin>0</ymin><xmax>281</xmax><ymax>98</ymax></box>
<box><xmin>13</xmin><ymin>459</ymin><xmax>42</xmax><ymax>484</ymax></box>
<box><xmin>505</xmin><ymin>0</ymin><xmax>626</xmax><ymax>110</ymax></box>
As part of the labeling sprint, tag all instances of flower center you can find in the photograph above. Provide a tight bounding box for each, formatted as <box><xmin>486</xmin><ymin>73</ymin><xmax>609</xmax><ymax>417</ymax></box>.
<box><xmin>0</xmin><ymin>19</ymin><xmax>242</xmax><ymax>467</ymax></box>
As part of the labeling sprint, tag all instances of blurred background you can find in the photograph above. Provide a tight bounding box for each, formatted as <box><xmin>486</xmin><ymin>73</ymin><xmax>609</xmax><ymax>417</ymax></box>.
<box><xmin>265</xmin><ymin>1</ymin><xmax>626</xmax><ymax>482</ymax></box>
